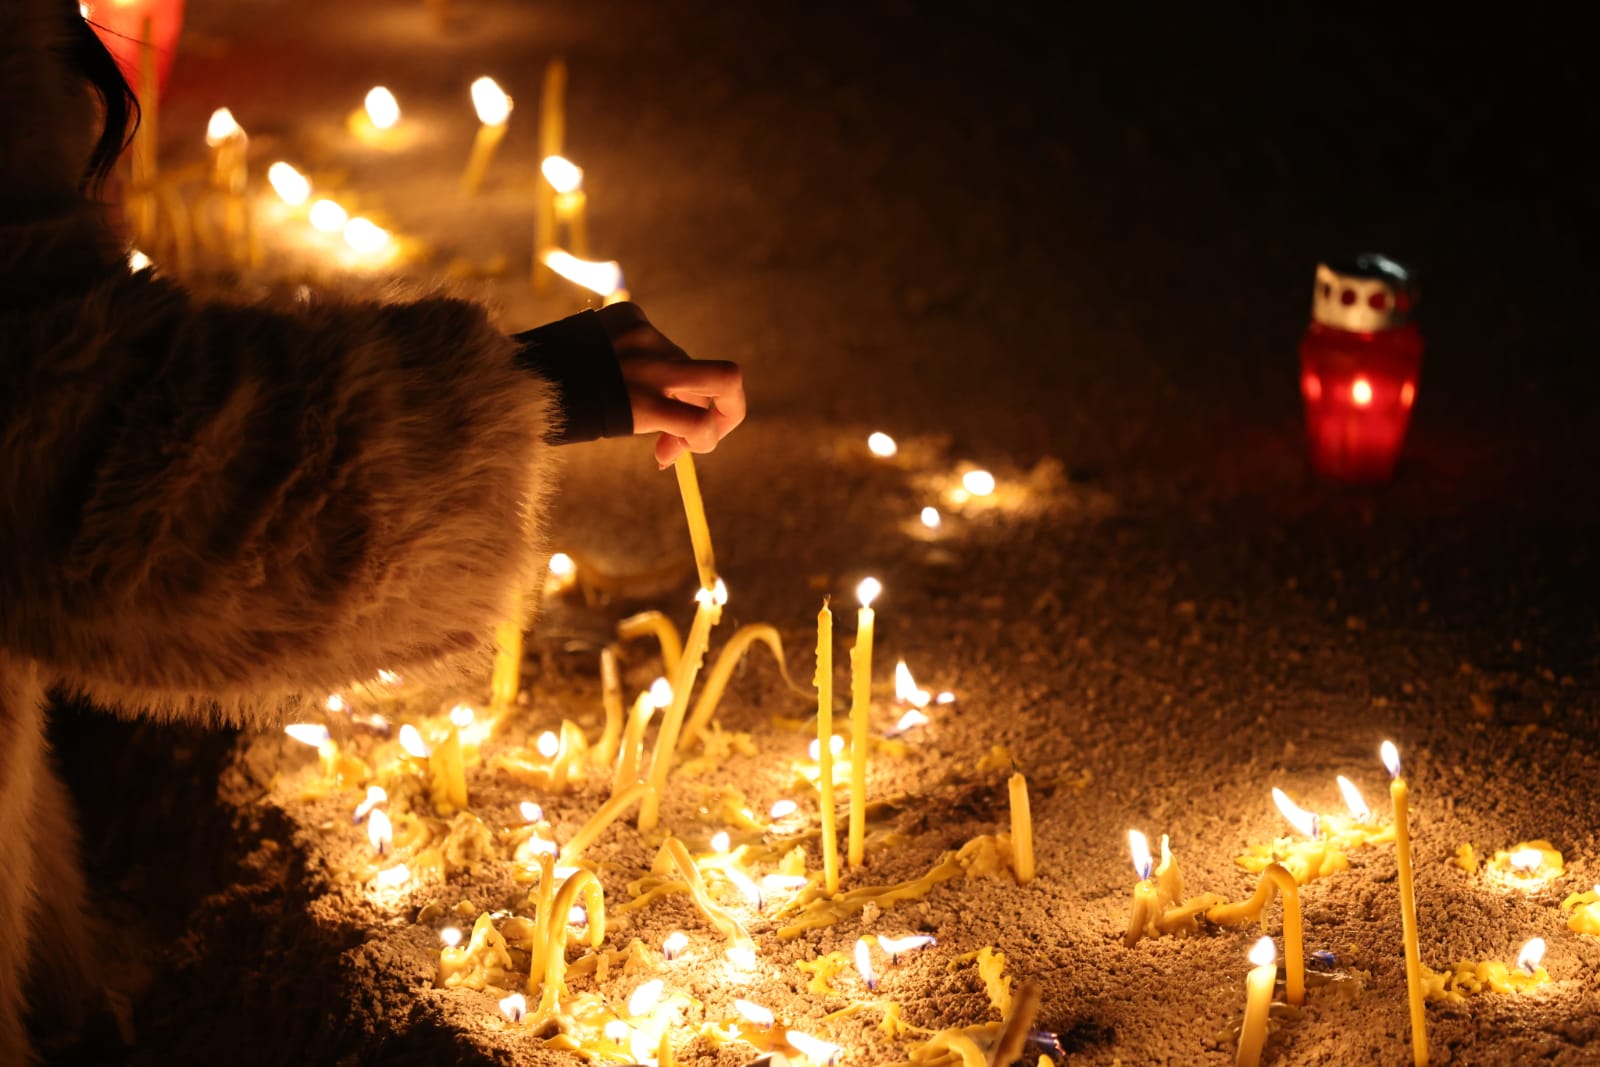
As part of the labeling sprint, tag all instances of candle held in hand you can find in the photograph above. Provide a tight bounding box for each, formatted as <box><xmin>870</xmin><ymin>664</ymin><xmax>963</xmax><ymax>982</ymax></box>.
<box><xmin>847</xmin><ymin>577</ymin><xmax>880</xmax><ymax>867</ymax></box>
<box><xmin>674</xmin><ymin>453</ymin><xmax>718</xmax><ymax>591</ymax></box>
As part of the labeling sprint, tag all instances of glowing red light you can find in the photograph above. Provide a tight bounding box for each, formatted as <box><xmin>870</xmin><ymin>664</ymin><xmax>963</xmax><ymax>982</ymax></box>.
<box><xmin>1301</xmin><ymin>373</ymin><xmax>1322</xmax><ymax>402</ymax></box>
<box><xmin>1351</xmin><ymin>378</ymin><xmax>1373</xmax><ymax>407</ymax></box>
<box><xmin>1400</xmin><ymin>381</ymin><xmax>1415</xmax><ymax>408</ymax></box>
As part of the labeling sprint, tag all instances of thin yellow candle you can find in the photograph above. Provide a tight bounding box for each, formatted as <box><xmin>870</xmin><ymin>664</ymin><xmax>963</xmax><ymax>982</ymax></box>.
<box><xmin>427</xmin><ymin>725</ymin><xmax>468</xmax><ymax>815</ymax></box>
<box><xmin>1205</xmin><ymin>863</ymin><xmax>1304</xmax><ymax>1006</ymax></box>
<box><xmin>1384</xmin><ymin>740</ymin><xmax>1429</xmax><ymax>1067</ymax></box>
<box><xmin>490</xmin><ymin>605</ymin><xmax>523</xmax><ymax>708</ymax></box>
<box><xmin>639</xmin><ymin>581</ymin><xmax>727</xmax><ymax>831</ymax></box>
<box><xmin>548</xmin><ymin>720</ymin><xmax>586</xmax><ymax>791</ymax></box>
<box><xmin>525</xmin><ymin>853</ymin><xmax>556</xmax><ymax>993</ymax></box>
<box><xmin>847</xmin><ymin>577</ymin><xmax>880</xmax><ymax>867</ymax></box>
<box><xmin>613</xmin><ymin>680</ymin><xmax>670</xmax><ymax>798</ymax></box>
<box><xmin>1009</xmin><ymin>772</ymin><xmax>1034</xmax><ymax>885</ymax></box>
<box><xmin>1236</xmin><ymin>936</ymin><xmax>1276</xmax><ymax>1067</ymax></box>
<box><xmin>535</xmin><ymin>868</ymin><xmax>605</xmax><ymax>1015</ymax></box>
<box><xmin>674</xmin><ymin>453</ymin><xmax>718</xmax><ymax>592</ymax></box>
<box><xmin>1124</xmin><ymin>830</ymin><xmax>1159</xmax><ymax>948</ymax></box>
<box><xmin>595</xmin><ymin>647</ymin><xmax>625</xmax><ymax>769</ymax></box>
<box><xmin>680</xmin><ymin>623</ymin><xmax>803</xmax><ymax>751</ymax></box>
<box><xmin>559</xmin><ymin>781</ymin><xmax>648</xmax><ymax>865</ymax></box>
<box><xmin>532</xmin><ymin>59</ymin><xmax>568</xmax><ymax>289</ymax></box>
<box><xmin>617</xmin><ymin>609</ymin><xmax>684</xmax><ymax>680</ymax></box>
<box><xmin>461</xmin><ymin>76</ymin><xmax>512</xmax><ymax>195</ymax></box>
<box><xmin>541</xmin><ymin>155</ymin><xmax>588</xmax><ymax>257</ymax></box>
<box><xmin>816</xmin><ymin>599</ymin><xmax>839</xmax><ymax>893</ymax></box>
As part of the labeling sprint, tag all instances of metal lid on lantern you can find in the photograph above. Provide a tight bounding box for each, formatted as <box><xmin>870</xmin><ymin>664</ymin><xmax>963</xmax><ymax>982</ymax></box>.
<box><xmin>1311</xmin><ymin>253</ymin><xmax>1417</xmax><ymax>333</ymax></box>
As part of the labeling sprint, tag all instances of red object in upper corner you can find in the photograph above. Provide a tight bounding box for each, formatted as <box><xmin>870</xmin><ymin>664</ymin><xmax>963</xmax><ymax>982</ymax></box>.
<box><xmin>84</xmin><ymin>0</ymin><xmax>186</xmax><ymax>96</ymax></box>
<box><xmin>1298</xmin><ymin>255</ymin><xmax>1425</xmax><ymax>485</ymax></box>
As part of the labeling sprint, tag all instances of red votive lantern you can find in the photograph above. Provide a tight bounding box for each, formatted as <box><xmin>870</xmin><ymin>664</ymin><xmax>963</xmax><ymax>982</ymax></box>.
<box><xmin>83</xmin><ymin>0</ymin><xmax>186</xmax><ymax>94</ymax></box>
<box><xmin>1299</xmin><ymin>254</ymin><xmax>1423</xmax><ymax>484</ymax></box>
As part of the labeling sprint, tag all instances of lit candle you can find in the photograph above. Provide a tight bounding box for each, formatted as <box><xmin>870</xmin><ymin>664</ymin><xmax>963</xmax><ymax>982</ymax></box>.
<box><xmin>490</xmin><ymin>593</ymin><xmax>523</xmax><ymax>708</ymax></box>
<box><xmin>816</xmin><ymin>598</ymin><xmax>840</xmax><ymax>893</ymax></box>
<box><xmin>1204</xmin><ymin>862</ymin><xmax>1304</xmax><ymax>1006</ymax></box>
<box><xmin>674</xmin><ymin>453</ymin><xmax>718</xmax><ymax>592</ymax></box>
<box><xmin>284</xmin><ymin>723</ymin><xmax>337</xmax><ymax>780</ymax></box>
<box><xmin>1008</xmin><ymin>772</ymin><xmax>1034</xmax><ymax>885</ymax></box>
<box><xmin>613</xmin><ymin>678</ymin><xmax>671</xmax><ymax>798</ymax></box>
<box><xmin>204</xmin><ymin>107</ymin><xmax>249</xmax><ymax>257</ymax></box>
<box><xmin>348</xmin><ymin>86</ymin><xmax>403</xmax><ymax>147</ymax></box>
<box><xmin>854</xmin><ymin>938</ymin><xmax>878</xmax><ymax>991</ymax></box>
<box><xmin>639</xmin><ymin>581</ymin><xmax>728</xmax><ymax>831</ymax></box>
<box><xmin>847</xmin><ymin>577</ymin><xmax>880</xmax><ymax>867</ymax></box>
<box><xmin>342</xmin><ymin>217</ymin><xmax>390</xmax><ymax>256</ymax></box>
<box><xmin>367</xmin><ymin>808</ymin><xmax>393</xmax><ymax>855</ymax></box>
<box><xmin>308</xmin><ymin>198</ymin><xmax>349</xmax><ymax>233</ymax></box>
<box><xmin>541</xmin><ymin>155</ymin><xmax>588</xmax><ymax>258</ymax></box>
<box><xmin>266</xmin><ymin>161</ymin><xmax>311</xmax><ymax>208</ymax></box>
<box><xmin>1124</xmin><ymin>830</ymin><xmax>1159</xmax><ymax>948</ymax></box>
<box><xmin>867</xmin><ymin>432</ymin><xmax>897</xmax><ymax>458</ymax></box>
<box><xmin>533</xmin><ymin>59</ymin><xmax>567</xmax><ymax>290</ymax></box>
<box><xmin>461</xmin><ymin>76</ymin><xmax>512</xmax><ymax>195</ymax></box>
<box><xmin>1236</xmin><ymin>936</ymin><xmax>1276</xmax><ymax>1067</ymax></box>
<box><xmin>428</xmin><ymin>724</ymin><xmax>468</xmax><ymax>814</ymax></box>
<box><xmin>662</xmin><ymin>930</ymin><xmax>689</xmax><ymax>960</ymax></box>
<box><xmin>1384</xmin><ymin>740</ymin><xmax>1429</xmax><ymax>1067</ymax></box>
<box><xmin>1562</xmin><ymin>884</ymin><xmax>1600</xmax><ymax>935</ymax></box>
<box><xmin>541</xmin><ymin>250</ymin><xmax>630</xmax><ymax>304</ymax></box>
<box><xmin>594</xmin><ymin>647</ymin><xmax>624</xmax><ymax>768</ymax></box>
<box><xmin>962</xmin><ymin>469</ymin><xmax>996</xmax><ymax>497</ymax></box>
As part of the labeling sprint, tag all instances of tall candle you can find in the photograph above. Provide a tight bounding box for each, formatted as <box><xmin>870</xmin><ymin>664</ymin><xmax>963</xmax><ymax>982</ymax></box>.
<box><xmin>847</xmin><ymin>577</ymin><xmax>880</xmax><ymax>867</ymax></box>
<box><xmin>595</xmin><ymin>647</ymin><xmax>624</xmax><ymax>768</ymax></box>
<box><xmin>1384</xmin><ymin>740</ymin><xmax>1429</xmax><ymax>1067</ymax></box>
<box><xmin>428</xmin><ymin>725</ymin><xmax>468</xmax><ymax>814</ymax></box>
<box><xmin>532</xmin><ymin>59</ymin><xmax>567</xmax><ymax>291</ymax></box>
<box><xmin>490</xmin><ymin>594</ymin><xmax>523</xmax><ymax>708</ymax></box>
<box><xmin>1009</xmin><ymin>772</ymin><xmax>1034</xmax><ymax>885</ymax></box>
<box><xmin>674</xmin><ymin>453</ymin><xmax>718</xmax><ymax>591</ymax></box>
<box><xmin>613</xmin><ymin>679</ymin><xmax>670</xmax><ymax>798</ymax></box>
<box><xmin>541</xmin><ymin>155</ymin><xmax>589</xmax><ymax>258</ymax></box>
<box><xmin>461</xmin><ymin>76</ymin><xmax>512</xmax><ymax>195</ymax></box>
<box><xmin>1205</xmin><ymin>862</ymin><xmax>1304</xmax><ymax>1006</ymax></box>
<box><xmin>638</xmin><ymin>581</ymin><xmax>726</xmax><ymax>831</ymax></box>
<box><xmin>816</xmin><ymin>599</ymin><xmax>839</xmax><ymax>893</ymax></box>
<box><xmin>1236</xmin><ymin>936</ymin><xmax>1276</xmax><ymax>1067</ymax></box>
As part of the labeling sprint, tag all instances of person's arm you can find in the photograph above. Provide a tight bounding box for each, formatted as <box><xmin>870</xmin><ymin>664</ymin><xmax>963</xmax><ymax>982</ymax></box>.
<box><xmin>0</xmin><ymin>270</ymin><xmax>561</xmax><ymax>722</ymax></box>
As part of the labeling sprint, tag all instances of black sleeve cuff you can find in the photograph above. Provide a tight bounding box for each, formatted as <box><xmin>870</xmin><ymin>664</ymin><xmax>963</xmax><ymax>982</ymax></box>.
<box><xmin>511</xmin><ymin>310</ymin><xmax>634</xmax><ymax>445</ymax></box>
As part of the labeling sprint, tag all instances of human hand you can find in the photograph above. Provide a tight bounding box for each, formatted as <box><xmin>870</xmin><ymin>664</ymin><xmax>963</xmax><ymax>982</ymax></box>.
<box><xmin>597</xmin><ymin>302</ymin><xmax>746</xmax><ymax>468</ymax></box>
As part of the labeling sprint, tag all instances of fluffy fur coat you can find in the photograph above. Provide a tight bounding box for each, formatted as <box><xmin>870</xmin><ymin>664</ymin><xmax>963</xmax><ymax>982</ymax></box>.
<box><xmin>0</xmin><ymin>2</ymin><xmax>561</xmax><ymax>1059</ymax></box>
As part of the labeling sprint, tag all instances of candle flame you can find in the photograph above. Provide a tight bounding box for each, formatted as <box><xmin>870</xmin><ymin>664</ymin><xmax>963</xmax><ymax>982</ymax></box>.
<box><xmin>1381</xmin><ymin>740</ymin><xmax>1401</xmax><ymax>779</ymax></box>
<box><xmin>325</xmin><ymin>693</ymin><xmax>346</xmax><ymax>713</ymax></box>
<box><xmin>769</xmin><ymin>799</ymin><xmax>798</xmax><ymax>820</ymax></box>
<box><xmin>364</xmin><ymin>86</ymin><xmax>400</xmax><ymax>129</ymax></box>
<box><xmin>785</xmin><ymin>1030</ymin><xmax>841</xmax><ymax>1065</ymax></box>
<box><xmin>856</xmin><ymin>576</ymin><xmax>882</xmax><ymax>609</ymax></box>
<box><xmin>962</xmin><ymin>469</ymin><xmax>996</xmax><ymax>497</ymax></box>
<box><xmin>727</xmin><ymin>868</ymin><xmax>763</xmax><ymax>910</ymax></box>
<box><xmin>649</xmin><ymin>677</ymin><xmax>674</xmax><ymax>707</ymax></box>
<box><xmin>1336</xmin><ymin>775</ymin><xmax>1371</xmax><ymax>822</ymax></box>
<box><xmin>267</xmin><ymin>162</ymin><xmax>311</xmax><ymax>206</ymax></box>
<box><xmin>375</xmin><ymin>864</ymin><xmax>410</xmax><ymax>888</ymax></box>
<box><xmin>470</xmin><ymin>76</ymin><xmax>512</xmax><ymax>126</ymax></box>
<box><xmin>604</xmin><ymin>1019</ymin><xmax>630</xmax><ymax>1042</ymax></box>
<box><xmin>548</xmin><ymin>552</ymin><xmax>576</xmax><ymax>577</ymax></box>
<box><xmin>284</xmin><ymin>723</ymin><xmax>331</xmax><ymax>748</ymax></box>
<box><xmin>854</xmin><ymin>938</ymin><xmax>878</xmax><ymax>991</ymax></box>
<box><xmin>536</xmin><ymin>731</ymin><xmax>560</xmax><ymax>758</ymax></box>
<box><xmin>127</xmin><ymin>249</ymin><xmax>152</xmax><ymax>272</ymax></box>
<box><xmin>309</xmin><ymin>199</ymin><xmax>348</xmax><ymax>233</ymax></box>
<box><xmin>567</xmin><ymin>905</ymin><xmax>588</xmax><ymax>927</ymax></box>
<box><xmin>894</xmin><ymin>661</ymin><xmax>931</xmax><ymax>708</ymax></box>
<box><xmin>353</xmin><ymin>785</ymin><xmax>387</xmax><ymax>823</ymax></box>
<box><xmin>525</xmin><ymin>836</ymin><xmax>558</xmax><ymax>857</ymax></box>
<box><xmin>877</xmin><ymin>934</ymin><xmax>936</xmax><ymax>959</ymax></box>
<box><xmin>892</xmin><ymin>708</ymin><xmax>929</xmax><ymax>734</ymax></box>
<box><xmin>1128</xmin><ymin>829</ymin><xmax>1153</xmax><ymax>881</ymax></box>
<box><xmin>205</xmin><ymin>107</ymin><xmax>244</xmax><ymax>145</ymax></box>
<box><xmin>343</xmin><ymin>217</ymin><xmax>390</xmax><ymax>254</ymax></box>
<box><xmin>662</xmin><ymin>930</ymin><xmax>689</xmax><ymax>959</ymax></box>
<box><xmin>1509</xmin><ymin>848</ymin><xmax>1544</xmax><ymax>873</ymax></box>
<box><xmin>710</xmin><ymin>831</ymin><xmax>731</xmax><ymax>854</ymax></box>
<box><xmin>761</xmin><ymin>873</ymin><xmax>809</xmax><ymax>898</ymax></box>
<box><xmin>920</xmin><ymin>506</ymin><xmax>942</xmax><ymax>530</ymax></box>
<box><xmin>498</xmin><ymin>992</ymin><xmax>526</xmax><ymax>1023</ymax></box>
<box><xmin>541</xmin><ymin>250</ymin><xmax>625</xmax><ymax>297</ymax></box>
<box><xmin>378</xmin><ymin>670</ymin><xmax>401</xmax><ymax>686</ymax></box>
<box><xmin>398</xmin><ymin>723</ymin><xmax>431</xmax><ymax>759</ymax></box>
<box><xmin>735</xmin><ymin>998</ymin><xmax>775</xmax><ymax>1026</ymax></box>
<box><xmin>697</xmin><ymin>577</ymin><xmax>730</xmax><ymax>607</ymax></box>
<box><xmin>809</xmin><ymin>735</ymin><xmax>846</xmax><ymax>761</ymax></box>
<box><xmin>440</xmin><ymin>926</ymin><xmax>462</xmax><ymax>948</ymax></box>
<box><xmin>1351</xmin><ymin>377</ymin><xmax>1374</xmax><ymax>407</ymax></box>
<box><xmin>367</xmin><ymin>809</ymin><xmax>393</xmax><ymax>855</ymax></box>
<box><xmin>1249</xmin><ymin>936</ymin><xmax>1277</xmax><ymax>968</ymax></box>
<box><xmin>541</xmin><ymin>155</ymin><xmax>584</xmax><ymax>194</ymax></box>
<box><xmin>449</xmin><ymin>704</ymin><xmax>476</xmax><ymax>728</ymax></box>
<box><xmin>726</xmin><ymin>944</ymin><xmax>757</xmax><ymax>969</ymax></box>
<box><xmin>867</xmin><ymin>432</ymin><xmax>897</xmax><ymax>458</ymax></box>
<box><xmin>1517</xmin><ymin>937</ymin><xmax>1546</xmax><ymax>974</ymax></box>
<box><xmin>628</xmin><ymin>978</ymin><xmax>664</xmax><ymax>1016</ymax></box>
<box><xmin>1272</xmin><ymin>787</ymin><xmax>1319</xmax><ymax>839</ymax></box>
<box><xmin>519</xmin><ymin>801</ymin><xmax>543</xmax><ymax>823</ymax></box>
<box><xmin>935</xmin><ymin>691</ymin><xmax>956</xmax><ymax>704</ymax></box>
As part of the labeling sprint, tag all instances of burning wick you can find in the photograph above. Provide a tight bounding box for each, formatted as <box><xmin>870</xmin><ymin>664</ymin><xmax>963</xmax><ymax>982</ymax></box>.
<box><xmin>854</xmin><ymin>938</ymin><xmax>878</xmax><ymax>991</ymax></box>
<box><xmin>367</xmin><ymin>809</ymin><xmax>393</xmax><ymax>855</ymax></box>
<box><xmin>498</xmin><ymin>992</ymin><xmax>526</xmax><ymax>1024</ymax></box>
<box><xmin>127</xmin><ymin>249</ymin><xmax>152</xmax><ymax>272</ymax></box>
<box><xmin>352</xmin><ymin>785</ymin><xmax>387</xmax><ymax>823</ymax></box>
<box><xmin>867</xmin><ymin>432</ymin><xmax>897</xmax><ymax>458</ymax></box>
<box><xmin>374</xmin><ymin>864</ymin><xmax>409</xmax><ymax>888</ymax></box>
<box><xmin>548</xmin><ymin>552</ymin><xmax>576</xmax><ymax>579</ymax></box>
<box><xmin>541</xmin><ymin>250</ymin><xmax>627</xmax><ymax>302</ymax></box>
<box><xmin>541</xmin><ymin>155</ymin><xmax>583</xmax><ymax>194</ymax></box>
<box><xmin>267</xmin><ymin>162</ymin><xmax>310</xmax><ymax>206</ymax></box>
<box><xmin>205</xmin><ymin>107</ymin><xmax>244</xmax><ymax>146</ymax></box>
<box><xmin>398</xmin><ymin>724</ymin><xmax>431</xmax><ymax>759</ymax></box>
<box><xmin>325</xmin><ymin>694</ymin><xmax>346</xmax><ymax>713</ymax></box>
<box><xmin>1130</xmin><ymin>829</ymin><xmax>1155</xmax><ymax>881</ymax></box>
<box><xmin>519</xmin><ymin>801</ymin><xmax>543</xmax><ymax>823</ymax></box>
<box><xmin>727</xmin><ymin>868</ymin><xmax>764</xmax><ymax>910</ymax></box>
<box><xmin>920</xmin><ymin>506</ymin><xmax>942</xmax><ymax>530</ymax></box>
<box><xmin>364</xmin><ymin>86</ymin><xmax>400</xmax><ymax>129</ymax></box>
<box><xmin>876</xmin><ymin>934</ymin><xmax>936</xmax><ymax>963</ymax></box>
<box><xmin>449</xmin><ymin>704</ymin><xmax>475</xmax><ymax>728</ymax></box>
<box><xmin>1517</xmin><ymin>937</ymin><xmax>1546</xmax><ymax>975</ymax></box>
<box><xmin>536</xmin><ymin>731</ymin><xmax>560</xmax><ymax>759</ymax></box>
<box><xmin>567</xmin><ymin>905</ymin><xmax>589</xmax><ymax>928</ymax></box>
<box><xmin>662</xmin><ymin>931</ymin><xmax>689</xmax><ymax>960</ymax></box>
<box><xmin>710</xmin><ymin>831</ymin><xmax>732</xmax><ymax>854</ymax></box>
<box><xmin>342</xmin><ymin>217</ymin><xmax>390</xmax><ymax>254</ymax></box>
<box><xmin>962</xmin><ymin>469</ymin><xmax>996</xmax><ymax>497</ymax></box>
<box><xmin>1336</xmin><ymin>775</ymin><xmax>1371</xmax><ymax>823</ymax></box>
<box><xmin>628</xmin><ymin>978</ymin><xmax>664</xmax><ymax>1017</ymax></box>
<box><xmin>1509</xmin><ymin>848</ymin><xmax>1544</xmax><ymax>874</ymax></box>
<box><xmin>440</xmin><ymin>926</ymin><xmax>462</xmax><ymax>948</ymax></box>
<box><xmin>1272</xmin><ymin>787</ymin><xmax>1320</xmax><ymax>839</ymax></box>
<box><xmin>769</xmin><ymin>799</ymin><xmax>798</xmax><ymax>820</ymax></box>
<box><xmin>734</xmin><ymin>999</ymin><xmax>775</xmax><ymax>1028</ymax></box>
<box><xmin>603</xmin><ymin>1020</ymin><xmax>629</xmax><ymax>1043</ymax></box>
<box><xmin>308</xmin><ymin>199</ymin><xmax>348</xmax><ymax>233</ymax></box>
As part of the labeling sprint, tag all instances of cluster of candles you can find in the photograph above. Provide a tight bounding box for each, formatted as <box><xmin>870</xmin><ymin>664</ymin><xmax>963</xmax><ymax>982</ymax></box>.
<box><xmin>864</xmin><ymin>431</ymin><xmax>999</xmax><ymax>538</ymax></box>
<box><xmin>1125</xmin><ymin>741</ymin><xmax>1562</xmax><ymax>1067</ymax></box>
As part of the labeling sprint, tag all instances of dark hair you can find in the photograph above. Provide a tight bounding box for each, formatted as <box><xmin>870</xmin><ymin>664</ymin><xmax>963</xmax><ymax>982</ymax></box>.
<box><xmin>70</xmin><ymin>13</ymin><xmax>141</xmax><ymax>197</ymax></box>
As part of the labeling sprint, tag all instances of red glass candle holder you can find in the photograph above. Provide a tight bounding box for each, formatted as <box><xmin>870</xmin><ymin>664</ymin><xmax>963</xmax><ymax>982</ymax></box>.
<box><xmin>84</xmin><ymin>0</ymin><xmax>186</xmax><ymax>95</ymax></box>
<box><xmin>1299</xmin><ymin>255</ymin><xmax>1424</xmax><ymax>484</ymax></box>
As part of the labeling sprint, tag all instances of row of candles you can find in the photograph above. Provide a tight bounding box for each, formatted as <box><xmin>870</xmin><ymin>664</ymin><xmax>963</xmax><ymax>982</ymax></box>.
<box><xmin>1124</xmin><ymin>741</ymin><xmax>1573</xmax><ymax>1067</ymax></box>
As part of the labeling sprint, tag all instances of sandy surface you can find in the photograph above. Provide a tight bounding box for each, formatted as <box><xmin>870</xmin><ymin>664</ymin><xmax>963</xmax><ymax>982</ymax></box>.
<box><xmin>46</xmin><ymin>2</ymin><xmax>1598</xmax><ymax>1065</ymax></box>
